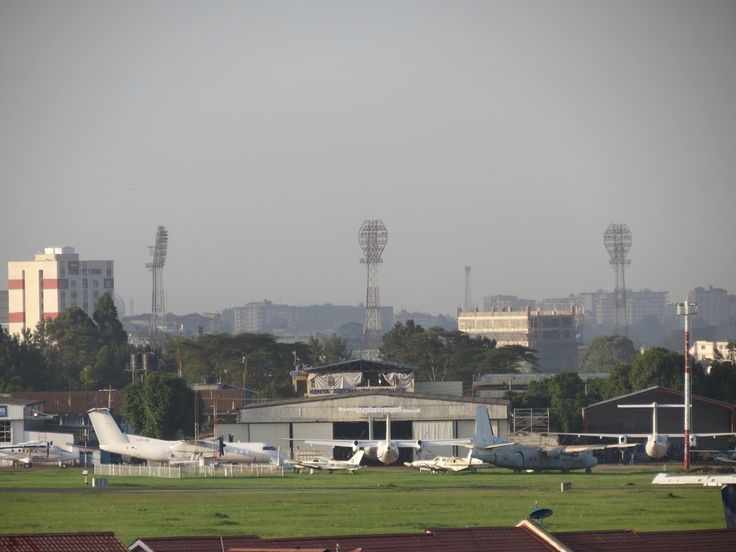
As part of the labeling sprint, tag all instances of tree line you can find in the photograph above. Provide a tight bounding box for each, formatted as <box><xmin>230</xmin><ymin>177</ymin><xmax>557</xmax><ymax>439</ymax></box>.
<box><xmin>2</xmin><ymin>306</ymin><xmax>734</xmax><ymax>438</ymax></box>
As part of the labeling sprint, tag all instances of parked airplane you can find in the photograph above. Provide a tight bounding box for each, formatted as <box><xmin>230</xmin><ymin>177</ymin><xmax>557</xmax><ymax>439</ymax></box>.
<box><xmin>404</xmin><ymin>450</ymin><xmax>491</xmax><ymax>473</ymax></box>
<box><xmin>297</xmin><ymin>413</ymin><xmax>473</xmax><ymax>466</ymax></box>
<box><xmin>468</xmin><ymin>405</ymin><xmax>635</xmax><ymax>472</ymax></box>
<box><xmin>87</xmin><ymin>408</ymin><xmax>283</xmax><ymax>466</ymax></box>
<box><xmin>0</xmin><ymin>440</ymin><xmax>78</xmax><ymax>468</ymax></box>
<box><xmin>286</xmin><ymin>450</ymin><xmax>365</xmax><ymax>474</ymax></box>
<box><xmin>554</xmin><ymin>403</ymin><xmax>736</xmax><ymax>460</ymax></box>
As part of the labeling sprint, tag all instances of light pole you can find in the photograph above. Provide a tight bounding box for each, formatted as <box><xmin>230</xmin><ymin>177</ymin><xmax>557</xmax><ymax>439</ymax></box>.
<box><xmin>676</xmin><ymin>300</ymin><xmax>697</xmax><ymax>470</ymax></box>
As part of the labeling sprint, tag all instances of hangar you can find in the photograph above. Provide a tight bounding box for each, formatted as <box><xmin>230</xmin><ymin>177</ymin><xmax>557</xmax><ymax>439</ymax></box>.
<box><xmin>217</xmin><ymin>390</ymin><xmax>509</xmax><ymax>465</ymax></box>
<box><xmin>581</xmin><ymin>386</ymin><xmax>736</xmax><ymax>460</ymax></box>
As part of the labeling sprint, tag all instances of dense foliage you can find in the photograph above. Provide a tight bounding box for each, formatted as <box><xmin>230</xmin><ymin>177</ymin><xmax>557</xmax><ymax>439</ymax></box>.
<box><xmin>0</xmin><ymin>293</ymin><xmax>130</xmax><ymax>391</ymax></box>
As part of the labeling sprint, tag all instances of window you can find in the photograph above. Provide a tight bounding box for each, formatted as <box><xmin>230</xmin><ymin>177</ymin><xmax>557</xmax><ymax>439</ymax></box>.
<box><xmin>0</xmin><ymin>421</ymin><xmax>11</xmax><ymax>442</ymax></box>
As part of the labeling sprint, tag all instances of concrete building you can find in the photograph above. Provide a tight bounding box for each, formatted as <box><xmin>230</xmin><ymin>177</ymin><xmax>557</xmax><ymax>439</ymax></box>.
<box><xmin>7</xmin><ymin>246</ymin><xmax>114</xmax><ymax>335</ymax></box>
<box><xmin>0</xmin><ymin>289</ymin><xmax>8</xmax><ymax>331</ymax></box>
<box><xmin>688</xmin><ymin>286</ymin><xmax>736</xmax><ymax>338</ymax></box>
<box><xmin>691</xmin><ymin>340</ymin><xmax>736</xmax><ymax>364</ymax></box>
<box><xmin>233</xmin><ymin>300</ymin><xmax>394</xmax><ymax>336</ymax></box>
<box><xmin>457</xmin><ymin>307</ymin><xmax>578</xmax><ymax>372</ymax></box>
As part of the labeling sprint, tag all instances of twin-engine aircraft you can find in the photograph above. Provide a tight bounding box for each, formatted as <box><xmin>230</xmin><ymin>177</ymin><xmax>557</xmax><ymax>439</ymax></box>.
<box><xmin>404</xmin><ymin>450</ymin><xmax>491</xmax><ymax>473</ymax></box>
<box><xmin>286</xmin><ymin>450</ymin><xmax>365</xmax><ymax>474</ymax></box>
<box><xmin>553</xmin><ymin>402</ymin><xmax>736</xmax><ymax>460</ymax></box>
<box><xmin>87</xmin><ymin>408</ymin><xmax>283</xmax><ymax>466</ymax></box>
<box><xmin>0</xmin><ymin>440</ymin><xmax>78</xmax><ymax>468</ymax></box>
<box><xmin>468</xmin><ymin>405</ymin><xmax>635</xmax><ymax>472</ymax></box>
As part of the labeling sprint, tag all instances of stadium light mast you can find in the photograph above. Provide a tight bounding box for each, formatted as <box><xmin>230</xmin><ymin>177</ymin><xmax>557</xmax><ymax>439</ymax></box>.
<box><xmin>604</xmin><ymin>223</ymin><xmax>632</xmax><ymax>336</ymax></box>
<box><xmin>359</xmin><ymin>219</ymin><xmax>388</xmax><ymax>358</ymax></box>
<box><xmin>146</xmin><ymin>225</ymin><xmax>168</xmax><ymax>341</ymax></box>
<box><xmin>676</xmin><ymin>299</ymin><xmax>697</xmax><ymax>470</ymax></box>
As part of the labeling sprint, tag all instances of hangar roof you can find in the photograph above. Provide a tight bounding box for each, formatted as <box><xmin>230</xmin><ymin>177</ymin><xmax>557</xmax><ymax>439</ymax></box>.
<box><xmin>305</xmin><ymin>359</ymin><xmax>415</xmax><ymax>373</ymax></box>
<box><xmin>585</xmin><ymin>386</ymin><xmax>734</xmax><ymax>412</ymax></box>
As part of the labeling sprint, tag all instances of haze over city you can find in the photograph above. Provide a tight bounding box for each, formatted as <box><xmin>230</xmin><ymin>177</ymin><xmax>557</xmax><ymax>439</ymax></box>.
<box><xmin>2</xmin><ymin>1</ymin><xmax>735</xmax><ymax>317</ymax></box>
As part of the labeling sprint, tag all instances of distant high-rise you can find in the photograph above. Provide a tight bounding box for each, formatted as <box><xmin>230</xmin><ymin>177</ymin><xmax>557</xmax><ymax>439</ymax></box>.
<box><xmin>7</xmin><ymin>246</ymin><xmax>114</xmax><ymax>335</ymax></box>
<box><xmin>359</xmin><ymin>219</ymin><xmax>388</xmax><ymax>357</ymax></box>
<box><xmin>604</xmin><ymin>223</ymin><xmax>632</xmax><ymax>336</ymax></box>
<box><xmin>146</xmin><ymin>226</ymin><xmax>168</xmax><ymax>339</ymax></box>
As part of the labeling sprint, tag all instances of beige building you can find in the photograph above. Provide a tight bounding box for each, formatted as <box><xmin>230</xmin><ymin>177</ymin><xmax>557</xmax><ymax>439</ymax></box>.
<box><xmin>8</xmin><ymin>246</ymin><xmax>114</xmax><ymax>335</ymax></box>
<box><xmin>690</xmin><ymin>340</ymin><xmax>736</xmax><ymax>364</ymax></box>
<box><xmin>457</xmin><ymin>307</ymin><xmax>579</xmax><ymax>372</ymax></box>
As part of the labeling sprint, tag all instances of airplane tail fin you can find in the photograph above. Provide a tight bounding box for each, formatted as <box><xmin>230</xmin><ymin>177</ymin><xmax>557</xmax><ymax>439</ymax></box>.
<box><xmin>473</xmin><ymin>405</ymin><xmax>499</xmax><ymax>447</ymax></box>
<box><xmin>87</xmin><ymin>408</ymin><xmax>129</xmax><ymax>448</ymax></box>
<box><xmin>349</xmin><ymin>450</ymin><xmax>365</xmax><ymax>465</ymax></box>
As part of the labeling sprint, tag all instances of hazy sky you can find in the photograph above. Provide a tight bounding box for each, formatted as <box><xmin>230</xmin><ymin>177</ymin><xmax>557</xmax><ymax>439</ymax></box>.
<box><xmin>2</xmin><ymin>1</ymin><xmax>735</xmax><ymax>317</ymax></box>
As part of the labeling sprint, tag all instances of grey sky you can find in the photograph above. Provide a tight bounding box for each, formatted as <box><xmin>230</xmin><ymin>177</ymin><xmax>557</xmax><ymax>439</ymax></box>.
<box><xmin>2</xmin><ymin>1</ymin><xmax>735</xmax><ymax>317</ymax></box>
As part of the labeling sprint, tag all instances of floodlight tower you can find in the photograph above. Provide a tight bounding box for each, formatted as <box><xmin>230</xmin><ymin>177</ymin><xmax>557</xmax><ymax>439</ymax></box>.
<box><xmin>146</xmin><ymin>225</ymin><xmax>168</xmax><ymax>339</ymax></box>
<box><xmin>464</xmin><ymin>266</ymin><xmax>472</xmax><ymax>312</ymax></box>
<box><xmin>676</xmin><ymin>299</ymin><xmax>697</xmax><ymax>470</ymax></box>
<box><xmin>359</xmin><ymin>220</ymin><xmax>388</xmax><ymax>355</ymax></box>
<box><xmin>603</xmin><ymin>223</ymin><xmax>632</xmax><ymax>336</ymax></box>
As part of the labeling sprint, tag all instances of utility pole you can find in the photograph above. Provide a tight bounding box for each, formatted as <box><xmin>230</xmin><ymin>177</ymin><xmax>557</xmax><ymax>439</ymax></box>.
<box><xmin>676</xmin><ymin>299</ymin><xmax>697</xmax><ymax>470</ymax></box>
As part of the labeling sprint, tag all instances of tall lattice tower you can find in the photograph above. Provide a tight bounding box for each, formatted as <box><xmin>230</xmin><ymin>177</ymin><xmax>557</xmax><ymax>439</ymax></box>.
<box><xmin>146</xmin><ymin>225</ymin><xmax>168</xmax><ymax>339</ymax></box>
<box><xmin>359</xmin><ymin>219</ymin><xmax>388</xmax><ymax>356</ymax></box>
<box><xmin>604</xmin><ymin>223</ymin><xmax>632</xmax><ymax>336</ymax></box>
<box><xmin>464</xmin><ymin>266</ymin><xmax>472</xmax><ymax>312</ymax></box>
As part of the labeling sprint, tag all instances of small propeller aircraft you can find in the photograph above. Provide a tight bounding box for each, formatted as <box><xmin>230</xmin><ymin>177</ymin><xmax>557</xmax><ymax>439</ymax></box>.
<box><xmin>285</xmin><ymin>450</ymin><xmax>365</xmax><ymax>474</ymax></box>
<box><xmin>0</xmin><ymin>440</ymin><xmax>78</xmax><ymax>468</ymax></box>
<box><xmin>404</xmin><ymin>450</ymin><xmax>492</xmax><ymax>473</ymax></box>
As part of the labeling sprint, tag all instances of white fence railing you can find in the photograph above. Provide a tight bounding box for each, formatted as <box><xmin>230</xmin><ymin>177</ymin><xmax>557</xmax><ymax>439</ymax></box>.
<box><xmin>92</xmin><ymin>463</ymin><xmax>288</xmax><ymax>478</ymax></box>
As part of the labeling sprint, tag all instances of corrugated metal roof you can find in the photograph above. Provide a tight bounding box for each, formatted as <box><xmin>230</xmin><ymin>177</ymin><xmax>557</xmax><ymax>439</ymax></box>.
<box><xmin>0</xmin><ymin>532</ymin><xmax>128</xmax><ymax>552</ymax></box>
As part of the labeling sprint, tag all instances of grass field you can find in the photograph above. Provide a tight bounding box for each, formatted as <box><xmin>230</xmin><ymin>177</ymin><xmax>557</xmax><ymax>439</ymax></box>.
<box><xmin>0</xmin><ymin>463</ymin><xmax>729</xmax><ymax>546</ymax></box>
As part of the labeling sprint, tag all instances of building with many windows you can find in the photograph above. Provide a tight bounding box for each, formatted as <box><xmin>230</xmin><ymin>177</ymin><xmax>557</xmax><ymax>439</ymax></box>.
<box><xmin>457</xmin><ymin>307</ymin><xmax>579</xmax><ymax>372</ymax></box>
<box><xmin>7</xmin><ymin>246</ymin><xmax>114</xmax><ymax>335</ymax></box>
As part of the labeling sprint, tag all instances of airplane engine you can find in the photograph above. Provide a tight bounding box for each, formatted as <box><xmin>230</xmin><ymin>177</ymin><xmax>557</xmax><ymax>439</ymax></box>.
<box><xmin>352</xmin><ymin>440</ymin><xmax>360</xmax><ymax>452</ymax></box>
<box><xmin>618</xmin><ymin>435</ymin><xmax>628</xmax><ymax>445</ymax></box>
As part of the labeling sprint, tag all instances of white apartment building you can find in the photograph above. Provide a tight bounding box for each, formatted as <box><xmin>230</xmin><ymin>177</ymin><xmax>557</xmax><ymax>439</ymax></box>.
<box><xmin>7</xmin><ymin>246</ymin><xmax>114</xmax><ymax>335</ymax></box>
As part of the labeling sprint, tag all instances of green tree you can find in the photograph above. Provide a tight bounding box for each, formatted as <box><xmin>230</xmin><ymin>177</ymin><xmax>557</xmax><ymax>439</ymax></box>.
<box><xmin>307</xmin><ymin>335</ymin><xmax>351</xmax><ymax>365</ymax></box>
<box><xmin>694</xmin><ymin>361</ymin><xmax>736</xmax><ymax>403</ymax></box>
<box><xmin>123</xmin><ymin>373</ymin><xmax>194</xmax><ymax>439</ymax></box>
<box><xmin>480</xmin><ymin>345</ymin><xmax>538</xmax><ymax>374</ymax></box>
<box><xmin>579</xmin><ymin>335</ymin><xmax>637</xmax><ymax>372</ymax></box>
<box><xmin>164</xmin><ymin>332</ymin><xmax>306</xmax><ymax>399</ymax></box>
<box><xmin>629</xmin><ymin>347</ymin><xmax>683</xmax><ymax>391</ymax></box>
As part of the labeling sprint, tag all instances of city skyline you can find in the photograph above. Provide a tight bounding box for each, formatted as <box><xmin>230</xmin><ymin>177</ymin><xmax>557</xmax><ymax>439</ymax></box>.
<box><xmin>2</xmin><ymin>2</ymin><xmax>735</xmax><ymax>317</ymax></box>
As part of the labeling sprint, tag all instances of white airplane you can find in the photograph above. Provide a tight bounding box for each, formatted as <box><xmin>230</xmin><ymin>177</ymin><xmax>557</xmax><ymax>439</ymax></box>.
<box><xmin>404</xmin><ymin>450</ymin><xmax>491</xmax><ymax>473</ymax></box>
<box><xmin>554</xmin><ymin>402</ymin><xmax>736</xmax><ymax>460</ymax></box>
<box><xmin>468</xmin><ymin>405</ymin><xmax>635</xmax><ymax>472</ymax></box>
<box><xmin>286</xmin><ymin>450</ymin><xmax>365</xmax><ymax>474</ymax></box>
<box><xmin>87</xmin><ymin>408</ymin><xmax>283</xmax><ymax>466</ymax></box>
<box><xmin>0</xmin><ymin>440</ymin><xmax>78</xmax><ymax>468</ymax></box>
<box><xmin>297</xmin><ymin>413</ymin><xmax>473</xmax><ymax>466</ymax></box>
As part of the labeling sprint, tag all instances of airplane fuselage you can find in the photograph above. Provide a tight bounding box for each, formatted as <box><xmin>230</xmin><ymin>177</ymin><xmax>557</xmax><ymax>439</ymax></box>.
<box><xmin>367</xmin><ymin>443</ymin><xmax>400</xmax><ymax>465</ymax></box>
<box><xmin>474</xmin><ymin>444</ymin><xmax>597</xmax><ymax>472</ymax></box>
<box><xmin>219</xmin><ymin>443</ymin><xmax>281</xmax><ymax>464</ymax></box>
<box><xmin>99</xmin><ymin>435</ymin><xmax>180</xmax><ymax>463</ymax></box>
<box><xmin>645</xmin><ymin>435</ymin><xmax>669</xmax><ymax>459</ymax></box>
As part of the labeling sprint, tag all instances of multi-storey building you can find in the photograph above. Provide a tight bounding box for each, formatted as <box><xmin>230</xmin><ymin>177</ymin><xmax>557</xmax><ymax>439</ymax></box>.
<box><xmin>457</xmin><ymin>306</ymin><xmax>579</xmax><ymax>372</ymax></box>
<box><xmin>690</xmin><ymin>340</ymin><xmax>736</xmax><ymax>364</ymax></box>
<box><xmin>688</xmin><ymin>286</ymin><xmax>735</xmax><ymax>338</ymax></box>
<box><xmin>7</xmin><ymin>246</ymin><xmax>114</xmax><ymax>335</ymax></box>
<box><xmin>233</xmin><ymin>300</ymin><xmax>394</xmax><ymax>336</ymax></box>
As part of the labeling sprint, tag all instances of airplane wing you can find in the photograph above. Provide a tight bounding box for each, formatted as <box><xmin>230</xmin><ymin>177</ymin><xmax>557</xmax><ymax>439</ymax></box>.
<box><xmin>551</xmin><ymin>432</ymin><xmax>651</xmax><ymax>439</ymax></box>
<box><xmin>548</xmin><ymin>443</ymin><xmax>639</xmax><ymax>455</ymax></box>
